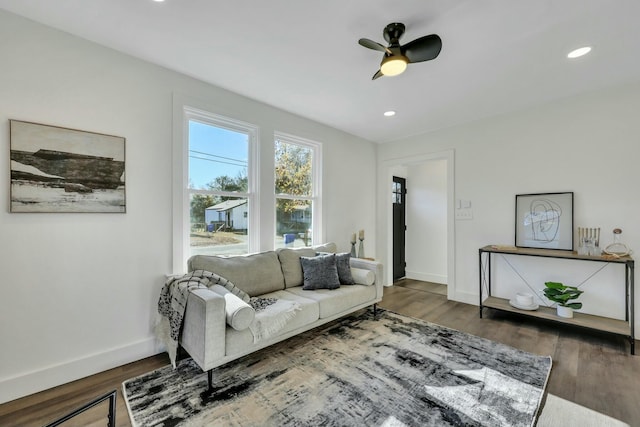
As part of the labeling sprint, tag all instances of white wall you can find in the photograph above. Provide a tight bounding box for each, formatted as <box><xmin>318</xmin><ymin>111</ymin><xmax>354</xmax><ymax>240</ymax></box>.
<box><xmin>405</xmin><ymin>160</ymin><xmax>448</xmax><ymax>284</ymax></box>
<box><xmin>377</xmin><ymin>80</ymin><xmax>640</xmax><ymax>333</ymax></box>
<box><xmin>0</xmin><ymin>10</ymin><xmax>377</xmax><ymax>403</ymax></box>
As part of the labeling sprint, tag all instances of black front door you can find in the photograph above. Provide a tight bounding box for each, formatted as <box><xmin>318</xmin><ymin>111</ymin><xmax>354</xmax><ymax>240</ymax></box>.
<box><xmin>392</xmin><ymin>176</ymin><xmax>406</xmax><ymax>280</ymax></box>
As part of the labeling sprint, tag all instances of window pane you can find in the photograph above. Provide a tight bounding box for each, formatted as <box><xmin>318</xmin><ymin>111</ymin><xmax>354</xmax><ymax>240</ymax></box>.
<box><xmin>275</xmin><ymin>140</ymin><xmax>312</xmax><ymax>196</ymax></box>
<box><xmin>189</xmin><ymin>194</ymin><xmax>248</xmax><ymax>256</ymax></box>
<box><xmin>275</xmin><ymin>199</ymin><xmax>312</xmax><ymax>248</ymax></box>
<box><xmin>189</xmin><ymin>120</ymin><xmax>248</xmax><ymax>191</ymax></box>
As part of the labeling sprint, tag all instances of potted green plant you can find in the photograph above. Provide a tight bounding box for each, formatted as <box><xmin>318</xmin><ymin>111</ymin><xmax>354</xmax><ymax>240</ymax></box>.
<box><xmin>543</xmin><ymin>281</ymin><xmax>583</xmax><ymax>318</ymax></box>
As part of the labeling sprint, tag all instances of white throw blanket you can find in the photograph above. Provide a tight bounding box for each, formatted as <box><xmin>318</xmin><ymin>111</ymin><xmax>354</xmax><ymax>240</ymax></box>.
<box><xmin>249</xmin><ymin>298</ymin><xmax>301</xmax><ymax>343</ymax></box>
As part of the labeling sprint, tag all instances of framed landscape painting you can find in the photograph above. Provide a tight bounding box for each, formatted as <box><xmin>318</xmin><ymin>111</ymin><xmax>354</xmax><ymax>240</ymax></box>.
<box><xmin>9</xmin><ymin>120</ymin><xmax>126</xmax><ymax>213</ymax></box>
<box><xmin>515</xmin><ymin>192</ymin><xmax>573</xmax><ymax>251</ymax></box>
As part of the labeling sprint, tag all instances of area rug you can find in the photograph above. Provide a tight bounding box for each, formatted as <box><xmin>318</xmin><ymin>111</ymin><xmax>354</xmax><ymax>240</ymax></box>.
<box><xmin>124</xmin><ymin>309</ymin><xmax>552</xmax><ymax>426</ymax></box>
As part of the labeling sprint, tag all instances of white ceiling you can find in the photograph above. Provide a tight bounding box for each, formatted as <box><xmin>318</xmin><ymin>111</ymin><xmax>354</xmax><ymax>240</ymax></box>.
<box><xmin>1</xmin><ymin>0</ymin><xmax>639</xmax><ymax>143</ymax></box>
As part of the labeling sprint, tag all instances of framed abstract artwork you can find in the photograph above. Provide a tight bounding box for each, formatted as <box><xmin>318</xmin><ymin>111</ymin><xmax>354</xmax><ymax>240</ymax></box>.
<box><xmin>515</xmin><ymin>192</ymin><xmax>573</xmax><ymax>251</ymax></box>
<box><xmin>9</xmin><ymin>120</ymin><xmax>126</xmax><ymax>213</ymax></box>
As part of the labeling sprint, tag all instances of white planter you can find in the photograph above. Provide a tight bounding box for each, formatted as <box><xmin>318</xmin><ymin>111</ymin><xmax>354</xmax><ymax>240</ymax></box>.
<box><xmin>556</xmin><ymin>305</ymin><xmax>574</xmax><ymax>318</ymax></box>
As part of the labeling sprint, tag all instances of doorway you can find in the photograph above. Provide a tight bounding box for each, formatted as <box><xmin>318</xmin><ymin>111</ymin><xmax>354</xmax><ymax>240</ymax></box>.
<box><xmin>383</xmin><ymin>150</ymin><xmax>455</xmax><ymax>301</ymax></box>
<box><xmin>392</xmin><ymin>176</ymin><xmax>406</xmax><ymax>280</ymax></box>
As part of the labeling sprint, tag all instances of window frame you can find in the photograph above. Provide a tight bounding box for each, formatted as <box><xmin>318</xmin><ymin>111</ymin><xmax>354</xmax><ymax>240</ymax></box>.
<box><xmin>274</xmin><ymin>132</ymin><xmax>322</xmax><ymax>247</ymax></box>
<box><xmin>173</xmin><ymin>102</ymin><xmax>259</xmax><ymax>272</ymax></box>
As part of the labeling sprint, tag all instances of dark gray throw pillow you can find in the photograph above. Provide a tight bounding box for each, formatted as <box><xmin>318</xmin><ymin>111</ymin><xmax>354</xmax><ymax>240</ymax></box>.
<box><xmin>300</xmin><ymin>253</ymin><xmax>341</xmax><ymax>290</ymax></box>
<box><xmin>316</xmin><ymin>252</ymin><xmax>355</xmax><ymax>285</ymax></box>
<box><xmin>335</xmin><ymin>252</ymin><xmax>355</xmax><ymax>285</ymax></box>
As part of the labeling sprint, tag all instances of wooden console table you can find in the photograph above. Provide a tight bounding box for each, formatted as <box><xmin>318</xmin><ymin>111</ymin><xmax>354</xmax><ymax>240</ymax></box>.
<box><xmin>478</xmin><ymin>245</ymin><xmax>635</xmax><ymax>354</ymax></box>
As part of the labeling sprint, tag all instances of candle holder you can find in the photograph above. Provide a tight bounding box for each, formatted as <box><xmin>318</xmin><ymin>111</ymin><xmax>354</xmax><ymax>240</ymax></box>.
<box><xmin>350</xmin><ymin>240</ymin><xmax>356</xmax><ymax>257</ymax></box>
<box><xmin>358</xmin><ymin>237</ymin><xmax>365</xmax><ymax>258</ymax></box>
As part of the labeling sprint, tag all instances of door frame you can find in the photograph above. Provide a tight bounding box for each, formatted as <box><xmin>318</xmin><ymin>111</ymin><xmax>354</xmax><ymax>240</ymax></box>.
<box><xmin>392</xmin><ymin>176</ymin><xmax>407</xmax><ymax>280</ymax></box>
<box><xmin>382</xmin><ymin>149</ymin><xmax>455</xmax><ymax>300</ymax></box>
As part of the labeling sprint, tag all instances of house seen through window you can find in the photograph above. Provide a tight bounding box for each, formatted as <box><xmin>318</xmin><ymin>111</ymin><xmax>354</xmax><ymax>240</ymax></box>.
<box><xmin>274</xmin><ymin>134</ymin><xmax>320</xmax><ymax>249</ymax></box>
<box><xmin>188</xmin><ymin>117</ymin><xmax>253</xmax><ymax>256</ymax></box>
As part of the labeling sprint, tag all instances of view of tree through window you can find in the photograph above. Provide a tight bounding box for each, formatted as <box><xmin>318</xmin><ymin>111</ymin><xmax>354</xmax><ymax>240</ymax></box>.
<box><xmin>275</xmin><ymin>136</ymin><xmax>315</xmax><ymax>248</ymax></box>
<box><xmin>188</xmin><ymin>119</ymin><xmax>251</xmax><ymax>256</ymax></box>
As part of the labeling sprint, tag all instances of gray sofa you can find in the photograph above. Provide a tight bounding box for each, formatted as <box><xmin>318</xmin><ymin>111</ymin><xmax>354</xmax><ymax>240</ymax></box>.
<box><xmin>180</xmin><ymin>243</ymin><xmax>383</xmax><ymax>390</ymax></box>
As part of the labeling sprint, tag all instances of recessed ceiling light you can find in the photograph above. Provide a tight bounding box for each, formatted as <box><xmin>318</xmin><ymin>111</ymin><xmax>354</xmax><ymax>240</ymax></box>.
<box><xmin>567</xmin><ymin>46</ymin><xmax>591</xmax><ymax>59</ymax></box>
<box><xmin>153</xmin><ymin>0</ymin><xmax>165</xmax><ymax>2</ymax></box>
<box><xmin>384</xmin><ymin>111</ymin><xmax>396</xmax><ymax>117</ymax></box>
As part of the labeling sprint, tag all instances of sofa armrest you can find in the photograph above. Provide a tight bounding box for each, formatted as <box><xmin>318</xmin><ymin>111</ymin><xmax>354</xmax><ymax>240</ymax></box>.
<box><xmin>181</xmin><ymin>288</ymin><xmax>226</xmax><ymax>371</ymax></box>
<box><xmin>349</xmin><ymin>258</ymin><xmax>384</xmax><ymax>301</ymax></box>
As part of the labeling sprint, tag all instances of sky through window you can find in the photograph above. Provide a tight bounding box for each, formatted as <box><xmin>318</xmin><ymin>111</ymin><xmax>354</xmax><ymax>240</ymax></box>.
<box><xmin>188</xmin><ymin>121</ymin><xmax>248</xmax><ymax>189</ymax></box>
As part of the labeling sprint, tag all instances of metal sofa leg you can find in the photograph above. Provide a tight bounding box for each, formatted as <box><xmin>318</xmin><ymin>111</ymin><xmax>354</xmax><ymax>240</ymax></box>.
<box><xmin>207</xmin><ymin>370</ymin><xmax>213</xmax><ymax>393</ymax></box>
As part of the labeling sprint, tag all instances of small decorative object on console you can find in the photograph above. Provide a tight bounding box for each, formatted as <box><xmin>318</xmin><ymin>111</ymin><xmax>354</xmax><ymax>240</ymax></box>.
<box><xmin>509</xmin><ymin>292</ymin><xmax>539</xmax><ymax>311</ymax></box>
<box><xmin>543</xmin><ymin>281</ymin><xmax>583</xmax><ymax>318</ymax></box>
<box><xmin>577</xmin><ymin>227</ymin><xmax>601</xmax><ymax>256</ymax></box>
<box><xmin>603</xmin><ymin>228</ymin><xmax>632</xmax><ymax>257</ymax></box>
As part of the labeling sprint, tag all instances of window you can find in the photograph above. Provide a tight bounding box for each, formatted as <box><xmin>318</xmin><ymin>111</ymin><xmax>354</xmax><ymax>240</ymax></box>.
<box><xmin>173</xmin><ymin>99</ymin><xmax>323</xmax><ymax>271</ymax></box>
<box><xmin>184</xmin><ymin>108</ymin><xmax>257</xmax><ymax>258</ymax></box>
<box><xmin>274</xmin><ymin>133</ymin><xmax>321</xmax><ymax>249</ymax></box>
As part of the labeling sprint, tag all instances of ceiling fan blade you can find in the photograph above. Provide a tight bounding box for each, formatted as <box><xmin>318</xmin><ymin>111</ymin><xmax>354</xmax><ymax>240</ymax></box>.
<box><xmin>359</xmin><ymin>38</ymin><xmax>392</xmax><ymax>54</ymax></box>
<box><xmin>372</xmin><ymin>69</ymin><xmax>383</xmax><ymax>80</ymax></box>
<box><xmin>402</xmin><ymin>34</ymin><xmax>442</xmax><ymax>63</ymax></box>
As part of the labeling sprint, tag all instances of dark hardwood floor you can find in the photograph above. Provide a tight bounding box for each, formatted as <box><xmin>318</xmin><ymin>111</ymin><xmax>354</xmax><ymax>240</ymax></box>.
<box><xmin>1</xmin><ymin>279</ymin><xmax>638</xmax><ymax>426</ymax></box>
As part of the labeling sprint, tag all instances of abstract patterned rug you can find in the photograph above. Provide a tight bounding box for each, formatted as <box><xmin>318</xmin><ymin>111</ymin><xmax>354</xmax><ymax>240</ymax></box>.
<box><xmin>124</xmin><ymin>309</ymin><xmax>551</xmax><ymax>427</ymax></box>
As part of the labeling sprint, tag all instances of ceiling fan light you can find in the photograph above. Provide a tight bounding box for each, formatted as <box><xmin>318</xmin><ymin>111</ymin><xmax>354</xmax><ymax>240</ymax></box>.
<box><xmin>380</xmin><ymin>55</ymin><xmax>408</xmax><ymax>76</ymax></box>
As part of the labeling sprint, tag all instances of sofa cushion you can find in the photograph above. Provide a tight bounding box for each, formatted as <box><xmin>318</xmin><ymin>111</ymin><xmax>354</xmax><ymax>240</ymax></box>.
<box><xmin>225</xmin><ymin>290</ymin><xmax>320</xmax><ymax>357</ymax></box>
<box><xmin>313</xmin><ymin>242</ymin><xmax>337</xmax><ymax>253</ymax></box>
<box><xmin>285</xmin><ymin>284</ymin><xmax>377</xmax><ymax>318</ymax></box>
<box><xmin>300</xmin><ymin>254</ymin><xmax>341</xmax><ymax>290</ymax></box>
<box><xmin>277</xmin><ymin>247</ymin><xmax>316</xmax><ymax>288</ymax></box>
<box><xmin>188</xmin><ymin>251</ymin><xmax>285</xmax><ymax>297</ymax></box>
<box><xmin>210</xmin><ymin>285</ymin><xmax>255</xmax><ymax>331</ymax></box>
<box><xmin>276</xmin><ymin>243</ymin><xmax>338</xmax><ymax>288</ymax></box>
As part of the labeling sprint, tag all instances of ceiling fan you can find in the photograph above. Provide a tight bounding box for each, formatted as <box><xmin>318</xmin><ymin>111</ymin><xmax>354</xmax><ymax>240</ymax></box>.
<box><xmin>358</xmin><ymin>23</ymin><xmax>442</xmax><ymax>80</ymax></box>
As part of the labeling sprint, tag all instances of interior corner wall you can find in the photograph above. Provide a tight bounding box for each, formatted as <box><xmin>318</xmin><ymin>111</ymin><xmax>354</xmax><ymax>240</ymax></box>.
<box><xmin>0</xmin><ymin>10</ymin><xmax>376</xmax><ymax>404</ymax></box>
<box><xmin>405</xmin><ymin>160</ymin><xmax>447</xmax><ymax>284</ymax></box>
<box><xmin>376</xmin><ymin>79</ymin><xmax>640</xmax><ymax>334</ymax></box>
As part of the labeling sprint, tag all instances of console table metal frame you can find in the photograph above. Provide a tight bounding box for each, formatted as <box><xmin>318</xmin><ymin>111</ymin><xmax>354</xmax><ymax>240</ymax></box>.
<box><xmin>478</xmin><ymin>245</ymin><xmax>635</xmax><ymax>355</ymax></box>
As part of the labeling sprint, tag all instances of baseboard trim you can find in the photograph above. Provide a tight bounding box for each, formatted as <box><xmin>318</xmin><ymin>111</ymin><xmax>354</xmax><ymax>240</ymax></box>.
<box><xmin>405</xmin><ymin>271</ymin><xmax>447</xmax><ymax>284</ymax></box>
<box><xmin>452</xmin><ymin>290</ymin><xmax>478</xmax><ymax>306</ymax></box>
<box><xmin>0</xmin><ymin>337</ymin><xmax>159</xmax><ymax>405</ymax></box>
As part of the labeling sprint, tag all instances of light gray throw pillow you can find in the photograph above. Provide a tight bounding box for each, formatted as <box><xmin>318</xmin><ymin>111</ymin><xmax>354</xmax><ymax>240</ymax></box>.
<box><xmin>300</xmin><ymin>253</ymin><xmax>341</xmax><ymax>290</ymax></box>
